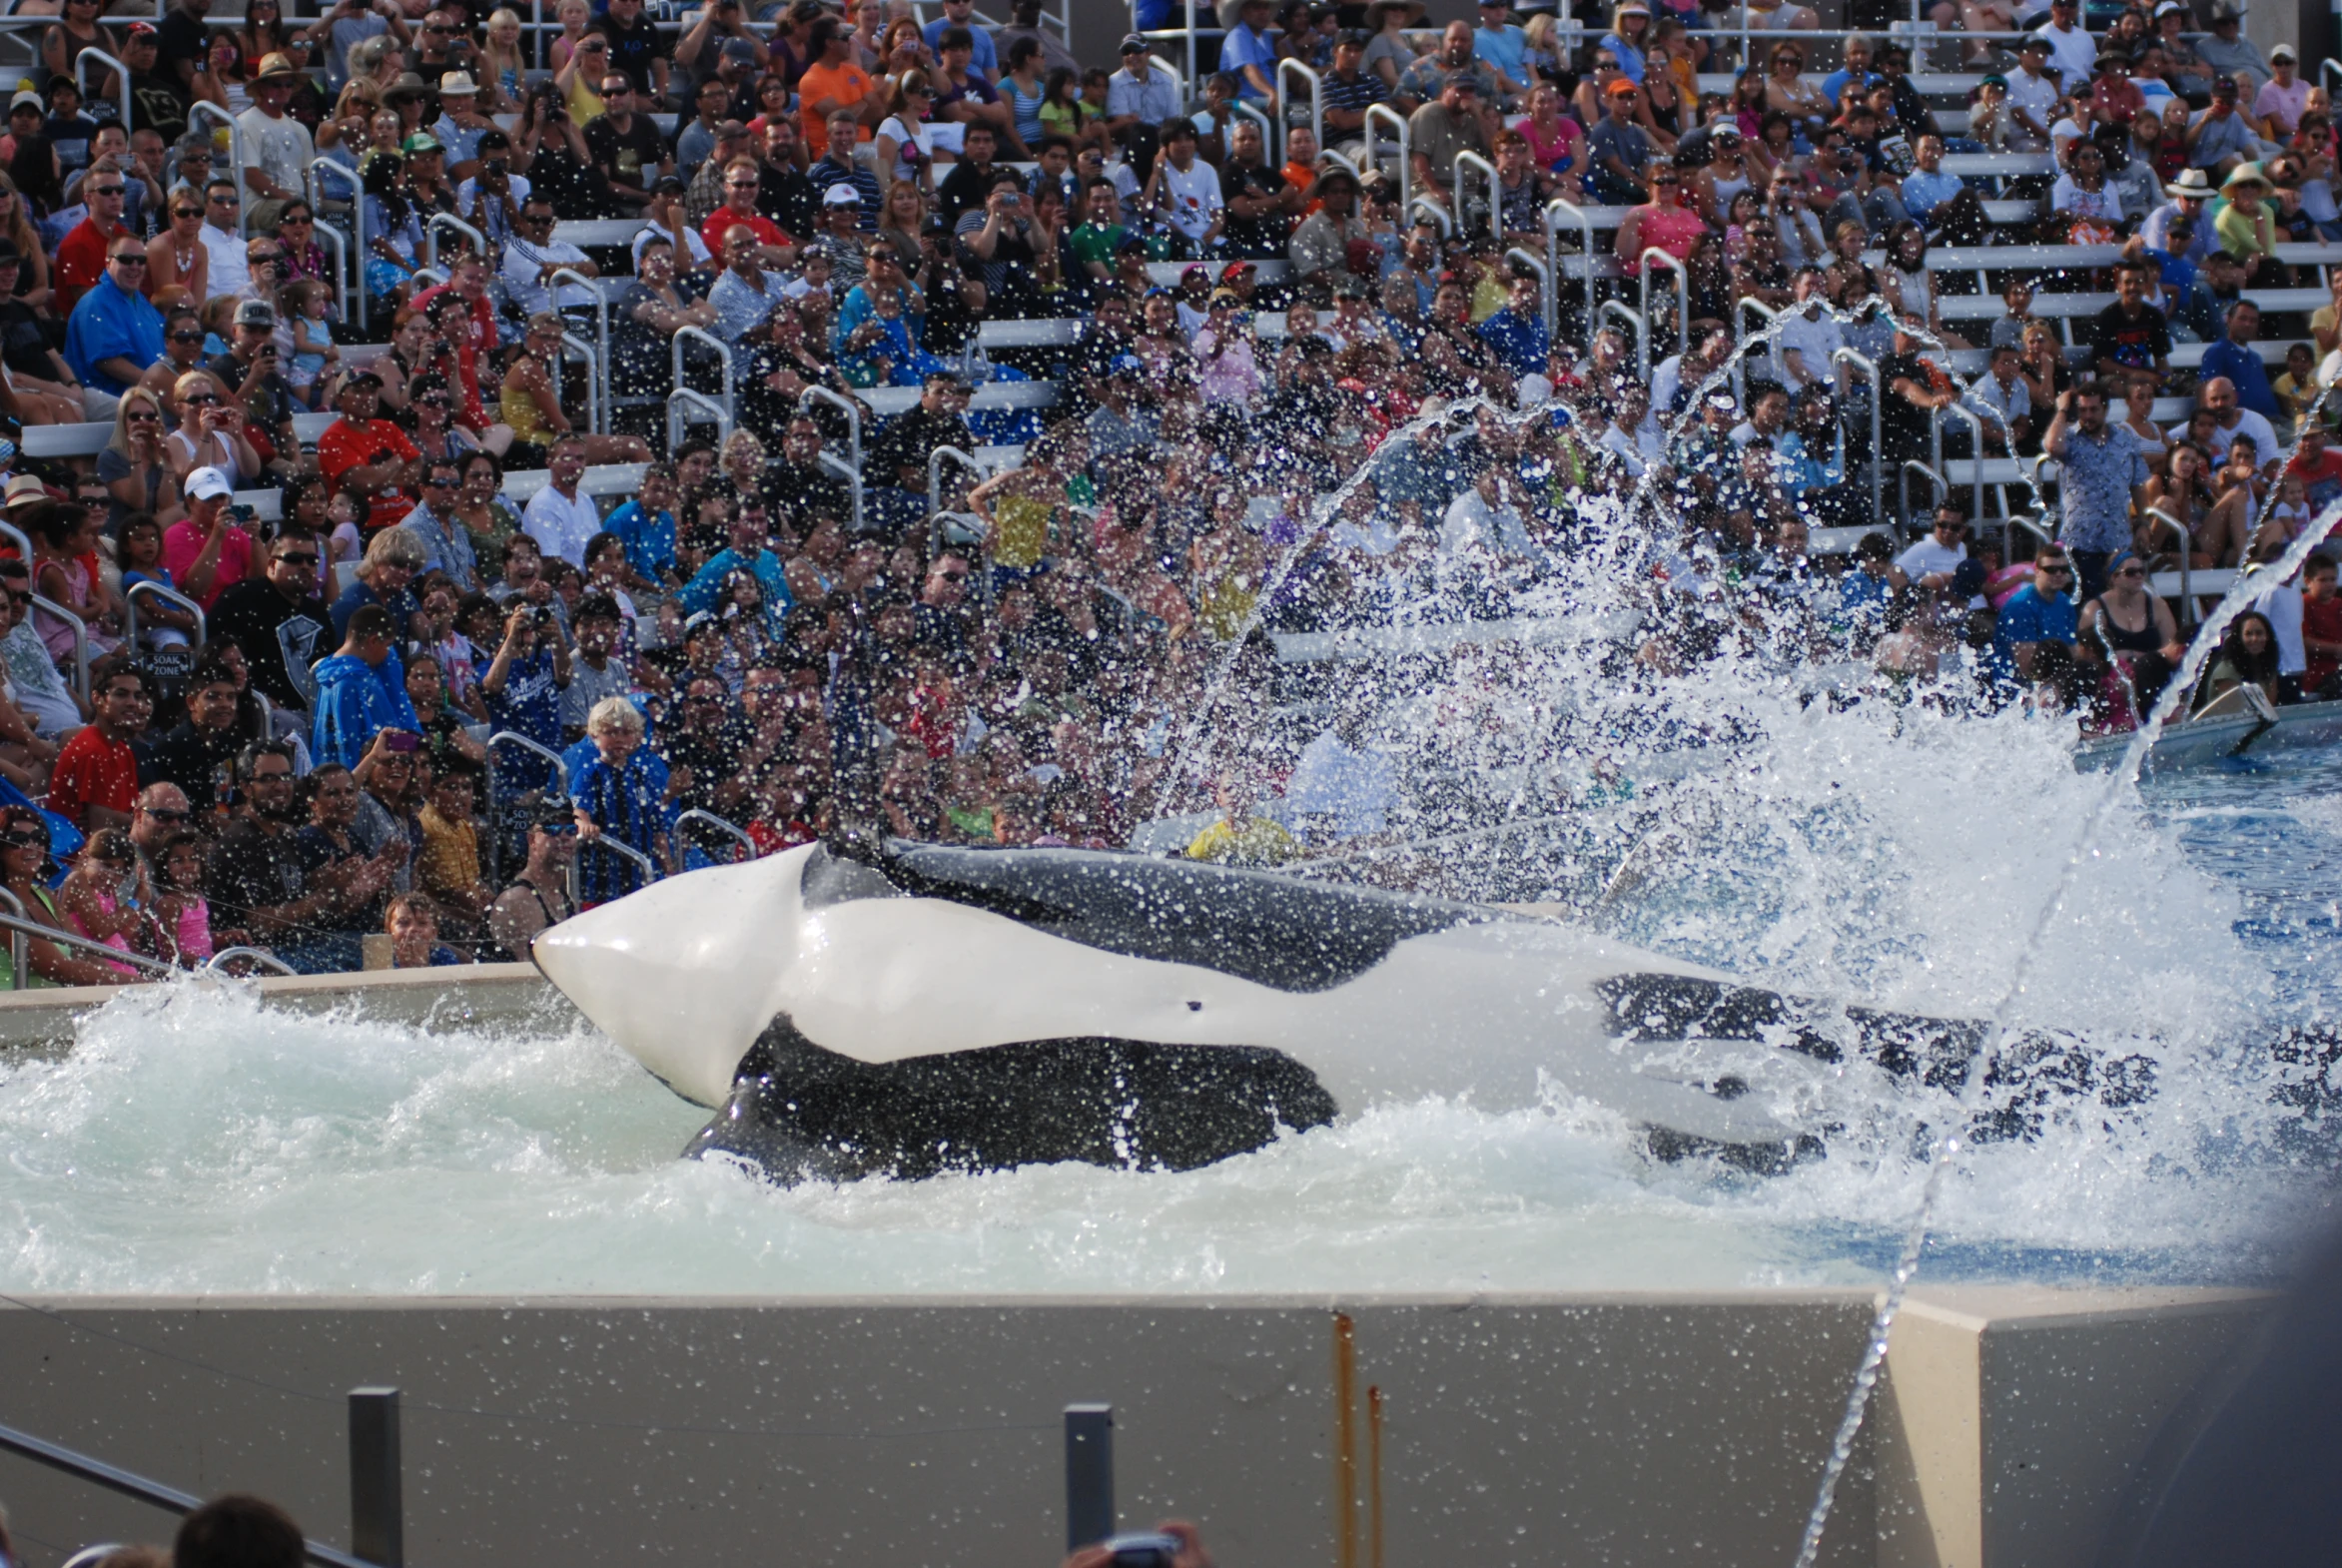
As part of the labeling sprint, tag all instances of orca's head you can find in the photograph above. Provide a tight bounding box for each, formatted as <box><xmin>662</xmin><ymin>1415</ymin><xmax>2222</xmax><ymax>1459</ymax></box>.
<box><xmin>532</xmin><ymin>844</ymin><xmax>820</xmax><ymax>1107</ymax></box>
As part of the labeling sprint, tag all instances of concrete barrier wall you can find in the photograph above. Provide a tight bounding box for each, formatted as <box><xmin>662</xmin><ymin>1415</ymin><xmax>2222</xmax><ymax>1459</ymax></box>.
<box><xmin>0</xmin><ymin>1288</ymin><xmax>2273</xmax><ymax>1568</ymax></box>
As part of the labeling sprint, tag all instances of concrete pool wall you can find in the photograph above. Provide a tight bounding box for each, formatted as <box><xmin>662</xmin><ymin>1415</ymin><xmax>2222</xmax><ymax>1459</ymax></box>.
<box><xmin>0</xmin><ymin>1287</ymin><xmax>2273</xmax><ymax>1568</ymax></box>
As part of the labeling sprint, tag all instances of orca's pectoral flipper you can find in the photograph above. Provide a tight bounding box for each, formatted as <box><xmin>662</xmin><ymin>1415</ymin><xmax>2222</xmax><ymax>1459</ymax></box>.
<box><xmin>685</xmin><ymin>1015</ymin><xmax>1340</xmax><ymax>1185</ymax></box>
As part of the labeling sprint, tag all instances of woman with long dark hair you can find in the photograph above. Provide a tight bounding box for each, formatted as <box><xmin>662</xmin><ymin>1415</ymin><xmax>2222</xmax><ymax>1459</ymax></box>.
<box><xmin>2194</xmin><ymin>610</ymin><xmax>2284</xmax><ymax>711</ymax></box>
<box><xmin>0</xmin><ymin>805</ymin><xmax>137</xmax><ymax>986</ymax></box>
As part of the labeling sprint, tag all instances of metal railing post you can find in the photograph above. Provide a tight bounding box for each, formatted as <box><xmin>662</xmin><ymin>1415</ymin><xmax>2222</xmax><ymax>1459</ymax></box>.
<box><xmin>1899</xmin><ymin>459</ymin><xmax>1947</xmax><ymax>526</ymax></box>
<box><xmin>1364</xmin><ymin>103</ymin><xmax>1409</xmax><ymax>213</ymax></box>
<box><xmin>30</xmin><ymin>593</ymin><xmax>88</xmax><ymax>700</ymax></box>
<box><xmin>1274</xmin><ymin>58</ymin><xmax>1321</xmax><ymax>169</ymax></box>
<box><xmin>671</xmin><ymin>324</ymin><xmax>735</xmax><ymax>424</ymax></box>
<box><xmin>666</xmin><ymin>388</ymin><xmax>732</xmax><ymax>447</ymax></box>
<box><xmin>123</xmin><ymin>580</ymin><xmax>206</xmax><ymax>654</ymax></box>
<box><xmin>1638</xmin><ymin>247</ymin><xmax>1690</xmax><ymax>361</ymax></box>
<box><xmin>307</xmin><ymin>155</ymin><xmax>363</xmax><ymax>331</ymax></box>
<box><xmin>550</xmin><ymin>266</ymin><xmax>610</xmax><ymax>396</ymax></box>
<box><xmin>1944</xmin><ymin>400</ymin><xmax>1988</xmax><ymax>523</ymax></box>
<box><xmin>1598</xmin><ymin>298</ymin><xmax>1649</xmax><ymax>381</ymax></box>
<box><xmin>1833</xmin><ymin>346</ymin><xmax>1884</xmax><ymax>523</ymax></box>
<box><xmin>929</xmin><ymin>443</ymin><xmax>980</xmax><ymax>516</ymax></box>
<box><xmin>75</xmin><ymin>47</ymin><xmax>131</xmax><ymax>140</ymax></box>
<box><xmin>186</xmin><ymin>100</ymin><xmax>246</xmax><ymax>238</ymax></box>
<box><xmin>798</xmin><ymin>385</ymin><xmax>863</xmax><ymax>473</ymax></box>
<box><xmin>422</xmin><ymin>212</ymin><xmax>486</xmax><ymax>271</ymax></box>
<box><xmin>1064</xmin><ymin>1404</ymin><xmax>1114</xmax><ymax>1552</ymax></box>
<box><xmin>204</xmin><ymin>945</ymin><xmax>299</xmax><ymax>976</ymax></box>
<box><xmin>483</xmin><ymin>729</ymin><xmax>570</xmax><ymax>889</ymax></box>
<box><xmin>1544</xmin><ymin>197</ymin><xmax>1595</xmax><ymax>325</ymax></box>
<box><xmin>560</xmin><ymin>332</ymin><xmax>602</xmax><ymax>435</ymax></box>
<box><xmin>1230</xmin><ymin>99</ymin><xmax>1273</xmax><ymax>163</ymax></box>
<box><xmin>674</xmin><ymin>807</ymin><xmax>754</xmax><ymax>863</ymax></box>
<box><xmin>0</xmin><ymin>886</ymin><xmax>25</xmax><ymax>990</ymax></box>
<box><xmin>1453</xmin><ymin>149</ymin><xmax>1498</xmax><ymax>243</ymax></box>
<box><xmin>0</xmin><ymin>912</ymin><xmax>179</xmax><ymax>977</ymax></box>
<box><xmin>580</xmin><ymin>832</ymin><xmax>657</xmax><ymax>886</ymax></box>
<box><xmin>349</xmin><ymin>1388</ymin><xmax>403</xmax><ymax>1568</ymax></box>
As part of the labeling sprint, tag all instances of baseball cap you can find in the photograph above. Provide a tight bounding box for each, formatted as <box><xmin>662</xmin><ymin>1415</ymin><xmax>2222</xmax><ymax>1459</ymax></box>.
<box><xmin>1108</xmin><ymin>353</ymin><xmax>1144</xmax><ymax>377</ymax></box>
<box><xmin>823</xmin><ymin>184</ymin><xmax>862</xmax><ymax>206</ymax></box>
<box><xmin>1952</xmin><ymin>558</ymin><xmax>1988</xmax><ymax>597</ymax></box>
<box><xmin>1119</xmin><ymin>31</ymin><xmax>1148</xmax><ymax>51</ymax></box>
<box><xmin>124</xmin><ymin>20</ymin><xmax>156</xmax><ymax>38</ymax></box>
<box><xmin>185</xmin><ymin>466</ymin><xmax>233</xmax><ymax>502</ymax></box>
<box><xmin>720</xmin><ymin>36</ymin><xmax>759</xmax><ymax>62</ymax></box>
<box><xmin>0</xmin><ymin>242</ymin><xmax>20</xmax><ymax>269</ymax></box>
<box><xmin>6</xmin><ymin>92</ymin><xmax>38</xmax><ymax>114</ymax></box>
<box><xmin>234</xmin><ymin>299</ymin><xmax>277</xmax><ymax>328</ymax></box>
<box><xmin>1219</xmin><ymin>261</ymin><xmax>1254</xmax><ymax>282</ymax></box>
<box><xmin>2272</xmin><ymin>43</ymin><xmax>2298</xmax><ymax>62</ymax></box>
<box><xmin>401</xmin><ymin>132</ymin><xmax>443</xmax><ymax>155</ymax></box>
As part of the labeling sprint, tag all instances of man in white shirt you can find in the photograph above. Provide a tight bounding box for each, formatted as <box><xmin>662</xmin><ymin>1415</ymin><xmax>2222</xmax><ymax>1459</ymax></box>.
<box><xmin>1892</xmin><ymin>506</ymin><xmax>1971</xmax><ymax>592</ymax></box>
<box><xmin>2167</xmin><ymin>376</ymin><xmax>2279</xmax><ymax>476</ymax></box>
<box><xmin>500</xmin><ymin>196</ymin><xmax>597</xmax><ymax>320</ymax></box>
<box><xmin>235</xmin><ymin>54</ymin><xmax>315</xmax><ymax>232</ymax></box>
<box><xmin>1774</xmin><ymin>268</ymin><xmax>1845</xmax><ymax>392</ymax></box>
<box><xmin>2004</xmin><ymin>35</ymin><xmax>2062</xmax><ymax>151</ymax></box>
<box><xmin>1144</xmin><ymin>119</ymin><xmax>1223</xmax><ymax>256</ymax></box>
<box><xmin>1729</xmin><ymin>382</ymin><xmax>1793</xmax><ymax>449</ymax></box>
<box><xmin>2249</xmin><ymin>551</ymin><xmax>2306</xmax><ymax>689</ymax></box>
<box><xmin>2036</xmin><ymin>0</ymin><xmax>2097</xmax><ymax>90</ymax></box>
<box><xmin>197</xmin><ymin>178</ymin><xmax>250</xmax><ymax>300</ymax></box>
<box><xmin>521</xmin><ymin>435</ymin><xmax>603</xmax><ymax>565</ymax></box>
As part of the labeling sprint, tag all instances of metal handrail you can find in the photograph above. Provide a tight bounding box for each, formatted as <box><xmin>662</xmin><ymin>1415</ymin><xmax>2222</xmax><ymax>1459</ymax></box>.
<box><xmin>674</xmin><ymin>807</ymin><xmax>753</xmax><ymax>862</ymax></box>
<box><xmin>422</xmin><ymin>211</ymin><xmax>486</xmax><ymax>270</ymax></box>
<box><xmin>30</xmin><ymin>592</ymin><xmax>89</xmax><ymax>700</ymax></box>
<box><xmin>1407</xmin><ymin>196</ymin><xmax>1452</xmax><ymax>239</ymax></box>
<box><xmin>0</xmin><ymin>1417</ymin><xmax>380</xmax><ymax>1568</ymax></box>
<box><xmin>309</xmin><ymin>212</ymin><xmax>350</xmax><ymax>328</ymax></box>
<box><xmin>1899</xmin><ymin>458</ymin><xmax>1948</xmax><ymax>526</ymax></box>
<box><xmin>1832</xmin><ymin>346</ymin><xmax>1885</xmax><ymax>525</ymax></box>
<box><xmin>666</xmin><ymin>387</ymin><xmax>731</xmax><ymax>447</ymax></box>
<box><xmin>1736</xmin><ymin>296</ymin><xmax>1780</xmax><ymax>349</ymax></box>
<box><xmin>0</xmin><ymin>911</ymin><xmax>176</xmax><ymax>981</ymax></box>
<box><xmin>815</xmin><ymin>450</ymin><xmax>866</xmax><ymax>535</ymax></box>
<box><xmin>483</xmin><ymin>728</ymin><xmax>570</xmax><ymax>889</ymax></box>
<box><xmin>1638</xmin><ymin>246</ymin><xmax>1691</xmax><ymax>362</ymax></box>
<box><xmin>1274</xmin><ymin>58</ymin><xmax>1321</xmax><ymax>168</ymax></box>
<box><xmin>74</xmin><ymin>47</ymin><xmax>131</xmax><ymax>146</ymax></box>
<box><xmin>186</xmin><ymin>100</ymin><xmax>247</xmax><ymax>239</ymax></box>
<box><xmin>1230</xmin><ymin>100</ymin><xmax>1273</xmax><ymax>165</ymax></box>
<box><xmin>579</xmin><ymin>830</ymin><xmax>657</xmax><ymax>884</ymax></box>
<box><xmin>205</xmin><ymin>945</ymin><xmax>299</xmax><ymax>977</ymax></box>
<box><xmin>1503</xmin><ymin>247</ymin><xmax>1554</xmax><ymax>339</ymax></box>
<box><xmin>307</xmin><ymin>154</ymin><xmax>363</xmax><ymax>329</ymax></box>
<box><xmin>1545</xmin><ymin>197</ymin><xmax>1595</xmax><ymax>323</ymax></box>
<box><xmin>1364</xmin><ymin>103</ymin><xmax>1409</xmax><ymax>213</ymax></box>
<box><xmin>929</xmin><ymin>443</ymin><xmax>982</xmax><ymax>517</ymax></box>
<box><xmin>558</xmin><ymin>332</ymin><xmax>602</xmax><ymax>435</ymax></box>
<box><xmin>0</xmin><ymin>520</ymin><xmax>29</xmax><ymax>562</ymax></box>
<box><xmin>798</xmin><ymin>384</ymin><xmax>863</xmax><ymax>473</ymax></box>
<box><xmin>2145</xmin><ymin>503</ymin><xmax>2201</xmax><ymax>611</ymax></box>
<box><xmin>1942</xmin><ymin>400</ymin><xmax>1989</xmax><ymax>524</ymax></box>
<box><xmin>672</xmin><ymin>324</ymin><xmax>734</xmax><ymax>423</ymax></box>
<box><xmin>1598</xmin><ymin>299</ymin><xmax>1649</xmax><ymax>382</ymax></box>
<box><xmin>123</xmin><ymin>579</ymin><xmax>206</xmax><ymax>653</ymax></box>
<box><xmin>0</xmin><ymin>885</ymin><xmax>23</xmax><ymax>991</ymax></box>
<box><xmin>486</xmin><ymin>729</ymin><xmax>568</xmax><ymax>792</ymax></box>
<box><xmin>550</xmin><ymin>266</ymin><xmax>610</xmax><ymax>396</ymax></box>
<box><xmin>1454</xmin><ymin>149</ymin><xmax>1498</xmax><ymax>243</ymax></box>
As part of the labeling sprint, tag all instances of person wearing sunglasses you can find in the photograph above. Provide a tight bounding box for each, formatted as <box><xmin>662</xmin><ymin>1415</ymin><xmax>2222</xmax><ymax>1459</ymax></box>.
<box><xmin>208</xmin><ymin>532</ymin><xmax>332</xmax><ymax>717</ymax></box>
<box><xmin>483</xmin><ymin>802</ymin><xmax>577</xmax><ymax>959</ymax></box>
<box><xmin>0</xmin><ymin>804</ymin><xmax>131</xmax><ymax>988</ymax></box>
<box><xmin>1988</xmin><ymin>546</ymin><xmax>2081</xmax><ymax>693</ymax></box>
<box><xmin>400</xmin><ymin>454</ymin><xmax>480</xmax><ymax>592</ymax></box>
<box><xmin>50</xmin><ymin>155</ymin><xmax>136</xmax><ymax>315</ymax></box>
<box><xmin>63</xmin><ymin>236</ymin><xmax>166</xmax><ymax>397</ymax></box>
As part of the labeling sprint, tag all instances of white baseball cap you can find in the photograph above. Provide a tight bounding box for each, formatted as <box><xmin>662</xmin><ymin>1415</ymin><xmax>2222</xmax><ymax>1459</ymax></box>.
<box><xmin>185</xmin><ymin>465</ymin><xmax>233</xmax><ymax>501</ymax></box>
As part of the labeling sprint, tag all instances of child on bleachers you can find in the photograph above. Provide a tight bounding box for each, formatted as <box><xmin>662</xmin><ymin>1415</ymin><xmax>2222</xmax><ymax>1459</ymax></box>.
<box><xmin>116</xmin><ymin>512</ymin><xmax>195</xmax><ymax>651</ymax></box>
<box><xmin>2273</xmin><ymin>342</ymin><xmax>2320</xmax><ymax>427</ymax></box>
<box><xmin>325</xmin><ymin>484</ymin><xmax>365</xmax><ymax>570</ymax></box>
<box><xmin>285</xmin><ymin>280</ymin><xmax>339</xmax><ymax>409</ymax></box>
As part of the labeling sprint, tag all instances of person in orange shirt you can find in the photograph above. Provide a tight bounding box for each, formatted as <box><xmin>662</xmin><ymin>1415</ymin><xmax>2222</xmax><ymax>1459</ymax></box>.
<box><xmin>795</xmin><ymin>15</ymin><xmax>877</xmax><ymax>159</ymax></box>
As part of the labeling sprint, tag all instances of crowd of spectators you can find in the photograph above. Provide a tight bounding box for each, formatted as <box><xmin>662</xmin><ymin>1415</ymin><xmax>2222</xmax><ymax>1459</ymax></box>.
<box><xmin>0</xmin><ymin>0</ymin><xmax>2323</xmax><ymax>981</ymax></box>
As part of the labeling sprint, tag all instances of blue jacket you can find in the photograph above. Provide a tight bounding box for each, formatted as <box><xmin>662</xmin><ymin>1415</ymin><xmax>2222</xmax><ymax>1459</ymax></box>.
<box><xmin>311</xmin><ymin>650</ymin><xmax>420</xmax><ymax>769</ymax></box>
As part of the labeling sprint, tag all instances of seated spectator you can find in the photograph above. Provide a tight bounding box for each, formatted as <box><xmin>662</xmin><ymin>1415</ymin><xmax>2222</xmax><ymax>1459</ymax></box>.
<box><xmin>135</xmin><ymin>655</ymin><xmax>244</xmax><ymax>813</ymax></box>
<box><xmin>49</xmin><ymin>658</ymin><xmax>153</xmax><ymax>831</ymax></box>
<box><xmin>1990</xmin><ymin>545</ymin><xmax>2079</xmax><ymax>688</ymax></box>
<box><xmin>484</xmin><ymin>804</ymin><xmax>577</xmax><ymax>958</ymax></box>
<box><xmin>385</xmin><ymin>889</ymin><xmax>463</xmax><ymax>965</ymax></box>
<box><xmin>64</xmin><ymin>234</ymin><xmax>165</xmax><ymax>395</ymax></box>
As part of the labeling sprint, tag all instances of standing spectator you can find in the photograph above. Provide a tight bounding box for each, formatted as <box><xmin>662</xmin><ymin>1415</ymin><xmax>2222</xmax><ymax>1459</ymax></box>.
<box><xmin>480</xmin><ymin>596</ymin><xmax>570</xmax><ymax>762</ymax></box>
<box><xmin>312</xmin><ymin>603</ymin><xmax>419</xmax><ymax>767</ymax></box>
<box><xmin>796</xmin><ymin>18</ymin><xmax>877</xmax><ymax>160</ymax></box>
<box><xmin>210</xmin><ymin>530</ymin><xmax>330</xmax><ymax>714</ymax></box>
<box><xmin>65</xmin><ymin>237</ymin><xmax>163</xmax><ymax>394</ymax></box>
<box><xmin>1106</xmin><ymin>36</ymin><xmax>1178</xmax><ymax>182</ymax></box>
<box><xmin>237</xmin><ymin>54</ymin><xmax>313</xmax><ymax>230</ymax></box>
<box><xmin>2044</xmin><ymin>384</ymin><xmax>2148</xmax><ymax>600</ymax></box>
<box><xmin>582</xmin><ymin>72</ymin><xmax>669</xmax><ymax>213</ymax></box>
<box><xmin>51</xmin><ymin>659</ymin><xmax>154</xmax><ymax>830</ymax></box>
<box><xmin>596</xmin><ymin>0</ymin><xmax>671</xmax><ymax>104</ymax></box>
<box><xmin>52</xmin><ymin>157</ymin><xmax>134</xmax><ymax>314</ymax></box>
<box><xmin>571</xmin><ymin>694</ymin><xmax>674</xmax><ymax>900</ymax></box>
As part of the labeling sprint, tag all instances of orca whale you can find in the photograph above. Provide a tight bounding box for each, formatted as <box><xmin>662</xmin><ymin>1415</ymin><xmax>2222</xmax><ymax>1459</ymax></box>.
<box><xmin>528</xmin><ymin>840</ymin><xmax>2162</xmax><ymax>1183</ymax></box>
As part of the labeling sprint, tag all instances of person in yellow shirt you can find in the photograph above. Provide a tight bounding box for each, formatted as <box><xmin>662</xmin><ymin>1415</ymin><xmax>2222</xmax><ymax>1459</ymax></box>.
<box><xmin>1185</xmin><ymin>776</ymin><xmax>1297</xmax><ymax>865</ymax></box>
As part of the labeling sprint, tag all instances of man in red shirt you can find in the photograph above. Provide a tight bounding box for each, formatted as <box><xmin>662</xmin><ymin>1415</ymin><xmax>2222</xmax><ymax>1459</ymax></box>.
<box><xmin>2284</xmin><ymin>421</ymin><xmax>2342</xmax><ymax>513</ymax></box>
<box><xmin>315</xmin><ymin>372</ymin><xmax>421</xmax><ymax>532</ymax></box>
<box><xmin>51</xmin><ymin>157</ymin><xmax>135</xmax><ymax>315</ymax></box>
<box><xmin>697</xmin><ymin>157</ymin><xmax>795</xmax><ymax>268</ymax></box>
<box><xmin>48</xmin><ymin>659</ymin><xmax>153</xmax><ymax>831</ymax></box>
<box><xmin>162</xmin><ymin>466</ymin><xmax>257</xmax><ymax>611</ymax></box>
<box><xmin>411</xmin><ymin>253</ymin><xmax>499</xmax><ymax>431</ymax></box>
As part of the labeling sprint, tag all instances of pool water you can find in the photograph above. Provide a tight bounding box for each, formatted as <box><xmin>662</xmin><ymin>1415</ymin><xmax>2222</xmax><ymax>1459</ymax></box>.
<box><xmin>3</xmin><ymin>682</ymin><xmax>2334</xmax><ymax>1298</ymax></box>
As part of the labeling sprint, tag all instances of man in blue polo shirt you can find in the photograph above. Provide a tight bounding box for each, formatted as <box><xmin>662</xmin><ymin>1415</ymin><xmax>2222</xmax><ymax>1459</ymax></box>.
<box><xmin>63</xmin><ymin>236</ymin><xmax>163</xmax><ymax>394</ymax></box>
<box><xmin>1218</xmin><ymin>0</ymin><xmax>1277</xmax><ymax>101</ymax></box>
<box><xmin>2201</xmin><ymin>297</ymin><xmax>2282</xmax><ymax>421</ymax></box>
<box><xmin>1991</xmin><ymin>545</ymin><xmax>2079</xmax><ymax>689</ymax></box>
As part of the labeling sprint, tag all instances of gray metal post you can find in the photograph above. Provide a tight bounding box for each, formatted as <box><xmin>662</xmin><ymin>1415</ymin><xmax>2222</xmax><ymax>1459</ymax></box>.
<box><xmin>349</xmin><ymin>1387</ymin><xmax>403</xmax><ymax>1568</ymax></box>
<box><xmin>1064</xmin><ymin>1403</ymin><xmax>1114</xmax><ymax>1552</ymax></box>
